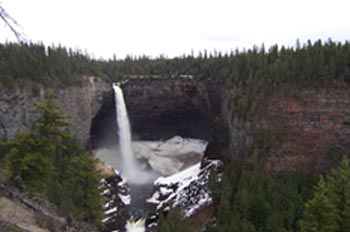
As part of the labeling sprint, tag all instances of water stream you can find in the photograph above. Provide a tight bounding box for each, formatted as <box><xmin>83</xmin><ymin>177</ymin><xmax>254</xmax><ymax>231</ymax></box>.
<box><xmin>113</xmin><ymin>83</ymin><xmax>138</xmax><ymax>182</ymax></box>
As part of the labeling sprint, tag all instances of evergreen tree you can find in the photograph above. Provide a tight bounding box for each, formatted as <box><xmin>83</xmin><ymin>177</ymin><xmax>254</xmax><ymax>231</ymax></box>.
<box><xmin>155</xmin><ymin>207</ymin><xmax>191</xmax><ymax>232</ymax></box>
<box><xmin>4</xmin><ymin>132</ymin><xmax>54</xmax><ymax>193</ymax></box>
<box><xmin>327</xmin><ymin>156</ymin><xmax>350</xmax><ymax>232</ymax></box>
<box><xmin>216</xmin><ymin>175</ymin><xmax>232</xmax><ymax>225</ymax></box>
<box><xmin>3</xmin><ymin>93</ymin><xmax>103</xmax><ymax>226</ymax></box>
<box><xmin>210</xmin><ymin>163</ymin><xmax>315</xmax><ymax>232</ymax></box>
<box><xmin>31</xmin><ymin>92</ymin><xmax>70</xmax><ymax>141</ymax></box>
<box><xmin>64</xmin><ymin>154</ymin><xmax>103</xmax><ymax>225</ymax></box>
<box><xmin>299</xmin><ymin>156</ymin><xmax>350</xmax><ymax>232</ymax></box>
<box><xmin>299</xmin><ymin>178</ymin><xmax>337</xmax><ymax>232</ymax></box>
<box><xmin>4</xmin><ymin>93</ymin><xmax>67</xmax><ymax>193</ymax></box>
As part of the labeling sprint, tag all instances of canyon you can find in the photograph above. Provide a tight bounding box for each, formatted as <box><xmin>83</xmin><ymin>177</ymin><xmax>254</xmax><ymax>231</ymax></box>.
<box><xmin>1</xmin><ymin>76</ymin><xmax>350</xmax><ymax>231</ymax></box>
<box><xmin>1</xmin><ymin>77</ymin><xmax>349</xmax><ymax>174</ymax></box>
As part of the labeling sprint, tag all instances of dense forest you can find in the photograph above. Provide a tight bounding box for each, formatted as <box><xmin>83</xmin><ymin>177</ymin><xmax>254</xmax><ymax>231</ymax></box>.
<box><xmin>207</xmin><ymin>156</ymin><xmax>350</xmax><ymax>232</ymax></box>
<box><xmin>1</xmin><ymin>39</ymin><xmax>350</xmax><ymax>231</ymax></box>
<box><xmin>1</xmin><ymin>39</ymin><xmax>350</xmax><ymax>87</ymax></box>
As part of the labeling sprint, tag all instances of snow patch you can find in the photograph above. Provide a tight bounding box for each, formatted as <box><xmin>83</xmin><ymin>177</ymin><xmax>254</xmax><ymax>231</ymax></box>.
<box><xmin>119</xmin><ymin>193</ymin><xmax>131</xmax><ymax>205</ymax></box>
<box><xmin>105</xmin><ymin>207</ymin><xmax>118</xmax><ymax>215</ymax></box>
<box><xmin>102</xmin><ymin>189</ymin><xmax>110</xmax><ymax>195</ymax></box>
<box><xmin>155</xmin><ymin>162</ymin><xmax>201</xmax><ymax>186</ymax></box>
<box><xmin>148</xmin><ymin>159</ymin><xmax>222</xmax><ymax>217</ymax></box>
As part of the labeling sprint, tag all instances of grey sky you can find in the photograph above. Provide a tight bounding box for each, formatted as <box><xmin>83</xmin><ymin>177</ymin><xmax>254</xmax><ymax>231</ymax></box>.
<box><xmin>1</xmin><ymin>0</ymin><xmax>349</xmax><ymax>59</ymax></box>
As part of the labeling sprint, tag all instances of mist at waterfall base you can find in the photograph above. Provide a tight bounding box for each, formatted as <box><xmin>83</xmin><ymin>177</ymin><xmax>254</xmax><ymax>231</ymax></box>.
<box><xmin>112</xmin><ymin>83</ymin><xmax>158</xmax><ymax>184</ymax></box>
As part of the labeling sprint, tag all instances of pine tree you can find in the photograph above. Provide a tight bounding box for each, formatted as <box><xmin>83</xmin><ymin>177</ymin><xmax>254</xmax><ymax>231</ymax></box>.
<box><xmin>216</xmin><ymin>175</ymin><xmax>232</xmax><ymax>226</ymax></box>
<box><xmin>31</xmin><ymin>92</ymin><xmax>70</xmax><ymax>142</ymax></box>
<box><xmin>4</xmin><ymin>93</ymin><xmax>103</xmax><ymax>226</ymax></box>
<box><xmin>155</xmin><ymin>207</ymin><xmax>191</xmax><ymax>232</ymax></box>
<box><xmin>64</xmin><ymin>154</ymin><xmax>103</xmax><ymax>225</ymax></box>
<box><xmin>299</xmin><ymin>178</ymin><xmax>338</xmax><ymax>232</ymax></box>
<box><xmin>327</xmin><ymin>156</ymin><xmax>350</xmax><ymax>232</ymax></box>
<box><xmin>4</xmin><ymin>92</ymin><xmax>70</xmax><ymax>193</ymax></box>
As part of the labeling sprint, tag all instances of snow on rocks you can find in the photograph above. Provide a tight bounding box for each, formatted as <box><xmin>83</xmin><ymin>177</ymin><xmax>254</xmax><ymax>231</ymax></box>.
<box><xmin>147</xmin><ymin>158</ymin><xmax>223</xmax><ymax>218</ymax></box>
<box><xmin>119</xmin><ymin>194</ymin><xmax>131</xmax><ymax>206</ymax></box>
<box><xmin>100</xmin><ymin>170</ymin><xmax>131</xmax><ymax>232</ymax></box>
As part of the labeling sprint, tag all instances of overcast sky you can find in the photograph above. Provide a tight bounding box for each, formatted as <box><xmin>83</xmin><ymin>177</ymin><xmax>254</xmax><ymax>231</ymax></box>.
<box><xmin>1</xmin><ymin>0</ymin><xmax>349</xmax><ymax>59</ymax></box>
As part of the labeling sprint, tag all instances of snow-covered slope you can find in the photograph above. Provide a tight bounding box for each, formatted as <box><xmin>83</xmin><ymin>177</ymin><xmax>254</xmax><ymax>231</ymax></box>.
<box><xmin>147</xmin><ymin>158</ymin><xmax>222</xmax><ymax>218</ymax></box>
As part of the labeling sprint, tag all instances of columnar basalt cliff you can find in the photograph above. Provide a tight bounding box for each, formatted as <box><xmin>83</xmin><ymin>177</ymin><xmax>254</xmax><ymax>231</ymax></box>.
<box><xmin>122</xmin><ymin>77</ymin><xmax>214</xmax><ymax>141</ymax></box>
<box><xmin>222</xmin><ymin>82</ymin><xmax>350</xmax><ymax>174</ymax></box>
<box><xmin>0</xmin><ymin>76</ymin><xmax>112</xmax><ymax>146</ymax></box>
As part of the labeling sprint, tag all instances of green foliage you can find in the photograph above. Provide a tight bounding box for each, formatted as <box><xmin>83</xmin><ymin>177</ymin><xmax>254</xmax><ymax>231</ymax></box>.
<box><xmin>299</xmin><ymin>178</ymin><xmax>337</xmax><ymax>232</ymax></box>
<box><xmin>209</xmin><ymin>164</ymin><xmax>316</xmax><ymax>232</ymax></box>
<box><xmin>31</xmin><ymin>92</ymin><xmax>70</xmax><ymax>140</ymax></box>
<box><xmin>63</xmin><ymin>154</ymin><xmax>103</xmax><ymax>225</ymax></box>
<box><xmin>327</xmin><ymin>156</ymin><xmax>350</xmax><ymax>231</ymax></box>
<box><xmin>0</xmin><ymin>42</ymin><xmax>108</xmax><ymax>86</ymax></box>
<box><xmin>1</xmin><ymin>39</ymin><xmax>350</xmax><ymax>87</ymax></box>
<box><xmin>155</xmin><ymin>207</ymin><xmax>191</xmax><ymax>232</ymax></box>
<box><xmin>104</xmin><ymin>39</ymin><xmax>350</xmax><ymax>85</ymax></box>
<box><xmin>2</xmin><ymin>94</ymin><xmax>103</xmax><ymax>226</ymax></box>
<box><xmin>299</xmin><ymin>156</ymin><xmax>350</xmax><ymax>232</ymax></box>
<box><xmin>4</xmin><ymin>93</ymin><xmax>69</xmax><ymax>193</ymax></box>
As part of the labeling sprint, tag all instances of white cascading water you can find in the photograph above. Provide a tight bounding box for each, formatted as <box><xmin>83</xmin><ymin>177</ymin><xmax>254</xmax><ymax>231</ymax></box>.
<box><xmin>113</xmin><ymin>83</ymin><xmax>138</xmax><ymax>181</ymax></box>
<box><xmin>113</xmin><ymin>83</ymin><xmax>157</xmax><ymax>184</ymax></box>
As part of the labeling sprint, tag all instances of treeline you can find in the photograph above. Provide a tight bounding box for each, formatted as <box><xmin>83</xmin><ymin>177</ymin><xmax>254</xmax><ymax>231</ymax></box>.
<box><xmin>1</xmin><ymin>39</ymin><xmax>350</xmax><ymax>87</ymax></box>
<box><xmin>98</xmin><ymin>38</ymin><xmax>350</xmax><ymax>85</ymax></box>
<box><xmin>0</xmin><ymin>42</ymin><xmax>107</xmax><ymax>86</ymax></box>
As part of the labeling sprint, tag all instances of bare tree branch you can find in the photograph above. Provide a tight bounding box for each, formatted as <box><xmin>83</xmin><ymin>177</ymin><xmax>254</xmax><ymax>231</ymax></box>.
<box><xmin>0</xmin><ymin>4</ymin><xmax>25</xmax><ymax>41</ymax></box>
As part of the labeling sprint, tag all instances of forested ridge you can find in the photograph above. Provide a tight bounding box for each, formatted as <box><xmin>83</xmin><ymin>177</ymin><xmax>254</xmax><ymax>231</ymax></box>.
<box><xmin>1</xmin><ymin>39</ymin><xmax>350</xmax><ymax>87</ymax></box>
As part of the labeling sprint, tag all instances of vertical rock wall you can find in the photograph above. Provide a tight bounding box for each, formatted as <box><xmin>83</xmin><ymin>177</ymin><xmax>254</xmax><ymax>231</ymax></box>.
<box><xmin>221</xmin><ymin>83</ymin><xmax>350</xmax><ymax>174</ymax></box>
<box><xmin>121</xmin><ymin>77</ymin><xmax>214</xmax><ymax>141</ymax></box>
<box><xmin>0</xmin><ymin>76</ymin><xmax>112</xmax><ymax>146</ymax></box>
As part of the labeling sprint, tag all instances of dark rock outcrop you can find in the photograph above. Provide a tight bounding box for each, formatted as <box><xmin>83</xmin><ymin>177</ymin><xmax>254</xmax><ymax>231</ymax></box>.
<box><xmin>122</xmin><ymin>77</ymin><xmax>214</xmax><ymax>141</ymax></box>
<box><xmin>100</xmin><ymin>173</ymin><xmax>130</xmax><ymax>232</ymax></box>
<box><xmin>0</xmin><ymin>76</ymin><xmax>112</xmax><ymax>146</ymax></box>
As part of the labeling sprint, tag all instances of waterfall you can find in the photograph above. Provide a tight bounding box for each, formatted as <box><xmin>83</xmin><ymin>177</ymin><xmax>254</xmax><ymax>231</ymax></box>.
<box><xmin>113</xmin><ymin>83</ymin><xmax>137</xmax><ymax>181</ymax></box>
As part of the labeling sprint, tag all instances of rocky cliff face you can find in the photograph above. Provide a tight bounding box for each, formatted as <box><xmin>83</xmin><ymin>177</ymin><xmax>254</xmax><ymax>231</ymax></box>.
<box><xmin>122</xmin><ymin>77</ymin><xmax>214</xmax><ymax>141</ymax></box>
<box><xmin>0</xmin><ymin>76</ymin><xmax>111</xmax><ymax>146</ymax></box>
<box><xmin>220</xmin><ymin>82</ymin><xmax>350</xmax><ymax>174</ymax></box>
<box><xmin>5</xmin><ymin>75</ymin><xmax>345</xmax><ymax>175</ymax></box>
